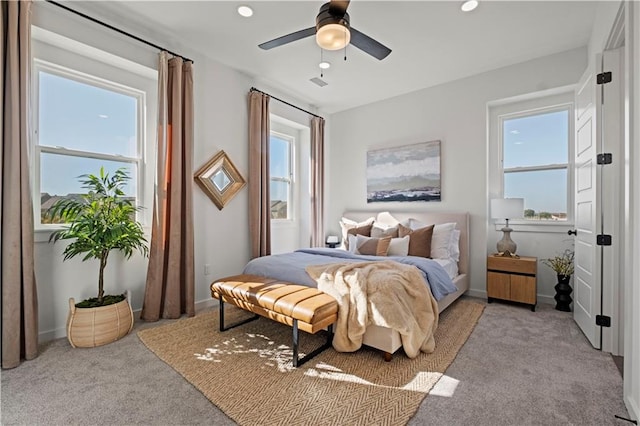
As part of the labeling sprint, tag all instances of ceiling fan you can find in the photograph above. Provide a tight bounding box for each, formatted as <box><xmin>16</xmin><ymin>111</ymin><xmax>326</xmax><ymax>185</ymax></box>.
<box><xmin>258</xmin><ymin>0</ymin><xmax>392</xmax><ymax>60</ymax></box>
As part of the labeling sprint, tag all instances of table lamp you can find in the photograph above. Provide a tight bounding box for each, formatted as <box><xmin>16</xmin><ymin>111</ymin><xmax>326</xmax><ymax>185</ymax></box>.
<box><xmin>491</xmin><ymin>198</ymin><xmax>524</xmax><ymax>257</ymax></box>
<box><xmin>325</xmin><ymin>235</ymin><xmax>339</xmax><ymax>248</ymax></box>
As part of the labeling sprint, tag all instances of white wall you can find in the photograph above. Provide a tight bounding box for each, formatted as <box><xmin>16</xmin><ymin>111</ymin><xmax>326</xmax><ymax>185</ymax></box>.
<box><xmin>327</xmin><ymin>48</ymin><xmax>587</xmax><ymax>301</ymax></box>
<box><xmin>32</xmin><ymin>2</ymin><xmax>320</xmax><ymax>341</ymax></box>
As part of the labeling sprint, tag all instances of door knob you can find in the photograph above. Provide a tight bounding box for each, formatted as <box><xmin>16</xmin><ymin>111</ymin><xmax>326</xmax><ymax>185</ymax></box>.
<box><xmin>568</xmin><ymin>229</ymin><xmax>577</xmax><ymax>236</ymax></box>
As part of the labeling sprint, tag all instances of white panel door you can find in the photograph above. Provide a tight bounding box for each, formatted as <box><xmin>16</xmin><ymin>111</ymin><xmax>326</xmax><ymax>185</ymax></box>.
<box><xmin>574</xmin><ymin>66</ymin><xmax>600</xmax><ymax>348</ymax></box>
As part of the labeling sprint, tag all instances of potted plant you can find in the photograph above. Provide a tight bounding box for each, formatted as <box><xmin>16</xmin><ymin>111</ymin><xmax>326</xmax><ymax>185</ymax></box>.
<box><xmin>542</xmin><ymin>248</ymin><xmax>574</xmax><ymax>312</ymax></box>
<box><xmin>46</xmin><ymin>167</ymin><xmax>148</xmax><ymax>348</ymax></box>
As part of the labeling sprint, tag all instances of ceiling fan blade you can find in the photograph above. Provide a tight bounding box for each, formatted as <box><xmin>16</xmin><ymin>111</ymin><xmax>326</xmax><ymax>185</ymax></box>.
<box><xmin>259</xmin><ymin>27</ymin><xmax>316</xmax><ymax>50</ymax></box>
<box><xmin>328</xmin><ymin>0</ymin><xmax>350</xmax><ymax>16</ymax></box>
<box><xmin>349</xmin><ymin>27</ymin><xmax>392</xmax><ymax>60</ymax></box>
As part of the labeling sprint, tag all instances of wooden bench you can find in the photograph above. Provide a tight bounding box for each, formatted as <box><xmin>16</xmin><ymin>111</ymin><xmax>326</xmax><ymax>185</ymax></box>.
<box><xmin>210</xmin><ymin>274</ymin><xmax>338</xmax><ymax>367</ymax></box>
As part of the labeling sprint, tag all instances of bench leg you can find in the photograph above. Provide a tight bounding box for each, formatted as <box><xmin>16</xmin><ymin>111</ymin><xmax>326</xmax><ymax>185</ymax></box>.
<box><xmin>292</xmin><ymin>322</ymin><xmax>334</xmax><ymax>368</ymax></box>
<box><xmin>218</xmin><ymin>297</ymin><xmax>259</xmax><ymax>332</ymax></box>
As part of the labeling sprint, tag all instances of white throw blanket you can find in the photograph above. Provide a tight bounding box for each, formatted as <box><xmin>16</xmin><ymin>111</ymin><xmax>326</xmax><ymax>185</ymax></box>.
<box><xmin>306</xmin><ymin>260</ymin><xmax>439</xmax><ymax>358</ymax></box>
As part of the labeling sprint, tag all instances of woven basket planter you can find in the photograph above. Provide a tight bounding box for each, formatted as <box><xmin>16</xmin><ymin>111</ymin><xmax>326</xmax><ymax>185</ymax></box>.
<box><xmin>66</xmin><ymin>291</ymin><xmax>134</xmax><ymax>348</ymax></box>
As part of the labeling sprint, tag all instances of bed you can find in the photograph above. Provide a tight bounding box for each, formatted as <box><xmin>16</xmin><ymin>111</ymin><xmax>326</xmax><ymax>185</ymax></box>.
<box><xmin>243</xmin><ymin>211</ymin><xmax>470</xmax><ymax>359</ymax></box>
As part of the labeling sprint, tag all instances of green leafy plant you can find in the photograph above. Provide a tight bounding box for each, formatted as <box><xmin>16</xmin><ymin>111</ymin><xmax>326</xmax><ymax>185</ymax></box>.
<box><xmin>542</xmin><ymin>248</ymin><xmax>574</xmax><ymax>276</ymax></box>
<box><xmin>46</xmin><ymin>167</ymin><xmax>149</xmax><ymax>307</ymax></box>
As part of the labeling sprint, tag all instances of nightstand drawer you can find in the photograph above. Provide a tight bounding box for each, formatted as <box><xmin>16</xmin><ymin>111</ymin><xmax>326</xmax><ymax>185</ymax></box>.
<box><xmin>487</xmin><ymin>256</ymin><xmax>536</xmax><ymax>275</ymax></box>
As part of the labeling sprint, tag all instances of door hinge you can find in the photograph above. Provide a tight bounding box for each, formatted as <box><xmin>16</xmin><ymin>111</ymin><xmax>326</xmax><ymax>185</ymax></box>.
<box><xmin>597</xmin><ymin>71</ymin><xmax>612</xmax><ymax>84</ymax></box>
<box><xmin>596</xmin><ymin>315</ymin><xmax>611</xmax><ymax>327</ymax></box>
<box><xmin>597</xmin><ymin>153</ymin><xmax>612</xmax><ymax>165</ymax></box>
<box><xmin>597</xmin><ymin>234</ymin><xmax>612</xmax><ymax>246</ymax></box>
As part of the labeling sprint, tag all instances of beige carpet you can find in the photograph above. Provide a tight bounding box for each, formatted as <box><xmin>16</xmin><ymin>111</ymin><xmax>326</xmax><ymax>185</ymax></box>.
<box><xmin>138</xmin><ymin>299</ymin><xmax>484</xmax><ymax>426</ymax></box>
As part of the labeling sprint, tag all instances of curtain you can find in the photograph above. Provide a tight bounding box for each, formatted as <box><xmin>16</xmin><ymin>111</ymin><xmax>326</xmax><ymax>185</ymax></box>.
<box><xmin>1</xmin><ymin>0</ymin><xmax>39</xmax><ymax>369</ymax></box>
<box><xmin>141</xmin><ymin>52</ymin><xmax>194</xmax><ymax>321</ymax></box>
<box><xmin>310</xmin><ymin>117</ymin><xmax>325</xmax><ymax>247</ymax></box>
<box><xmin>248</xmin><ymin>91</ymin><xmax>271</xmax><ymax>258</ymax></box>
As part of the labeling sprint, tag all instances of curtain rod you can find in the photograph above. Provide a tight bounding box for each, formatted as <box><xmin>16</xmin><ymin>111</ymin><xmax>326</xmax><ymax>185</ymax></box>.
<box><xmin>250</xmin><ymin>87</ymin><xmax>323</xmax><ymax>120</ymax></box>
<box><xmin>44</xmin><ymin>0</ymin><xmax>193</xmax><ymax>63</ymax></box>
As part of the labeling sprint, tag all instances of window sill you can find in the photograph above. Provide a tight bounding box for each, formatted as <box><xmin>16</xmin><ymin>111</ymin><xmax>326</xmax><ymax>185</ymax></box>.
<box><xmin>493</xmin><ymin>221</ymin><xmax>574</xmax><ymax>233</ymax></box>
<box><xmin>35</xmin><ymin>226</ymin><xmax>152</xmax><ymax>243</ymax></box>
<box><xmin>271</xmin><ymin>219</ymin><xmax>296</xmax><ymax>229</ymax></box>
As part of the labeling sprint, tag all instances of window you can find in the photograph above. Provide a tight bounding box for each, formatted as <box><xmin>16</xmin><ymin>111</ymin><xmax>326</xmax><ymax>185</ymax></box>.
<box><xmin>269</xmin><ymin>132</ymin><xmax>294</xmax><ymax>220</ymax></box>
<box><xmin>34</xmin><ymin>62</ymin><xmax>144</xmax><ymax>226</ymax></box>
<box><xmin>30</xmin><ymin>23</ymin><xmax>159</xmax><ymax>232</ymax></box>
<box><xmin>500</xmin><ymin>106</ymin><xmax>571</xmax><ymax>221</ymax></box>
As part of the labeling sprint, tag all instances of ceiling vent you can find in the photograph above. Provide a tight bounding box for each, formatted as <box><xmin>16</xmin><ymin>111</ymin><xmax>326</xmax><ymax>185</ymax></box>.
<box><xmin>310</xmin><ymin>77</ymin><xmax>328</xmax><ymax>87</ymax></box>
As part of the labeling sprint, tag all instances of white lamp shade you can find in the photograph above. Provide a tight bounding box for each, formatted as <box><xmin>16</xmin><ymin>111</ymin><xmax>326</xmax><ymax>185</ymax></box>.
<box><xmin>326</xmin><ymin>235</ymin><xmax>339</xmax><ymax>244</ymax></box>
<box><xmin>491</xmin><ymin>198</ymin><xmax>524</xmax><ymax>220</ymax></box>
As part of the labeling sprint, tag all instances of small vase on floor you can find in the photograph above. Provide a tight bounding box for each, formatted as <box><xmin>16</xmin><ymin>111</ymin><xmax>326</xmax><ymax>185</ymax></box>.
<box><xmin>554</xmin><ymin>274</ymin><xmax>573</xmax><ymax>312</ymax></box>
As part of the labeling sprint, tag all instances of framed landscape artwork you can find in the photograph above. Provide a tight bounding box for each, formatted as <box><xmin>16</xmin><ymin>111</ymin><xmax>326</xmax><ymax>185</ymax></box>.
<box><xmin>366</xmin><ymin>140</ymin><xmax>441</xmax><ymax>203</ymax></box>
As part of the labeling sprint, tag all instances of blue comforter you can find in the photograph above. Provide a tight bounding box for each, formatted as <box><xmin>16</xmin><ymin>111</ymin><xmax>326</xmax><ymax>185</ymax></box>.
<box><xmin>242</xmin><ymin>248</ymin><xmax>457</xmax><ymax>301</ymax></box>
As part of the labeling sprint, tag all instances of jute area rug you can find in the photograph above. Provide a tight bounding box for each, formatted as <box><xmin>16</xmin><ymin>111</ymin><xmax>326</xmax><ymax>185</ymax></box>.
<box><xmin>138</xmin><ymin>299</ymin><xmax>484</xmax><ymax>426</ymax></box>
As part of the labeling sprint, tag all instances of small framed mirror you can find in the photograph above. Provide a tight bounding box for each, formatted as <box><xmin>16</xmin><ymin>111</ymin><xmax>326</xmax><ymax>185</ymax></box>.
<box><xmin>194</xmin><ymin>150</ymin><xmax>246</xmax><ymax>210</ymax></box>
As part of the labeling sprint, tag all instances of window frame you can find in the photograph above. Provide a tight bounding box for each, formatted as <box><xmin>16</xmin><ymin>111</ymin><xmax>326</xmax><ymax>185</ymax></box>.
<box><xmin>32</xmin><ymin>59</ymin><xmax>146</xmax><ymax>230</ymax></box>
<box><xmin>269</xmin><ymin>129</ymin><xmax>295</xmax><ymax>222</ymax></box>
<box><xmin>488</xmin><ymin>90</ymin><xmax>575</xmax><ymax>231</ymax></box>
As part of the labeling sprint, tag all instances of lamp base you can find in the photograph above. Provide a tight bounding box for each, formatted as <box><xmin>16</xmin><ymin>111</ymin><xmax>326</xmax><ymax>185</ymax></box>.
<box><xmin>496</xmin><ymin>226</ymin><xmax>518</xmax><ymax>256</ymax></box>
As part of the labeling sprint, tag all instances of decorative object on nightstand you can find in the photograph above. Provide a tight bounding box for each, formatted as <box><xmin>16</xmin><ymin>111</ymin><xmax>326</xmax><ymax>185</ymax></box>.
<box><xmin>490</xmin><ymin>198</ymin><xmax>524</xmax><ymax>257</ymax></box>
<box><xmin>542</xmin><ymin>249</ymin><xmax>575</xmax><ymax>312</ymax></box>
<box><xmin>486</xmin><ymin>255</ymin><xmax>537</xmax><ymax>311</ymax></box>
<box><xmin>325</xmin><ymin>235</ymin><xmax>339</xmax><ymax>248</ymax></box>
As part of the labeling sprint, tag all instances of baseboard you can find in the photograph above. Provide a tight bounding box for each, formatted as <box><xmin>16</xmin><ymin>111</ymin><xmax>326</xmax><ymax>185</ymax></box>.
<box><xmin>624</xmin><ymin>395</ymin><xmax>639</xmax><ymax>423</ymax></box>
<box><xmin>39</xmin><ymin>327</ymin><xmax>66</xmax><ymax>342</ymax></box>
<box><xmin>195</xmin><ymin>297</ymin><xmax>218</xmax><ymax>312</ymax></box>
<box><xmin>38</xmin><ymin>297</ymin><xmax>218</xmax><ymax>343</ymax></box>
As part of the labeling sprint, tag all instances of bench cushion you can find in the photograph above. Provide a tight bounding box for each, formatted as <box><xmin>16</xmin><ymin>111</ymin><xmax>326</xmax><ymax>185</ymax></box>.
<box><xmin>211</xmin><ymin>274</ymin><xmax>338</xmax><ymax>334</ymax></box>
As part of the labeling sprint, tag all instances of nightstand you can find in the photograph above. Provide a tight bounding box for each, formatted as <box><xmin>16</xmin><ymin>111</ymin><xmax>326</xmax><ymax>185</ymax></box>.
<box><xmin>486</xmin><ymin>255</ymin><xmax>537</xmax><ymax>311</ymax></box>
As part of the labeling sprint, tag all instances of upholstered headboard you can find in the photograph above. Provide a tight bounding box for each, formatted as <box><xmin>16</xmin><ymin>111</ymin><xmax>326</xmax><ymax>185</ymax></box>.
<box><xmin>341</xmin><ymin>211</ymin><xmax>470</xmax><ymax>276</ymax></box>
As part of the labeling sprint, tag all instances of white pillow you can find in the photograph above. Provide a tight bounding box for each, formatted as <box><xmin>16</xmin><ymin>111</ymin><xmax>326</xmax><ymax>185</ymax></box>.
<box><xmin>387</xmin><ymin>235</ymin><xmax>410</xmax><ymax>256</ymax></box>
<box><xmin>450</xmin><ymin>229</ymin><xmax>461</xmax><ymax>262</ymax></box>
<box><xmin>375</xmin><ymin>211</ymin><xmax>401</xmax><ymax>227</ymax></box>
<box><xmin>347</xmin><ymin>234</ymin><xmax>358</xmax><ymax>253</ymax></box>
<box><xmin>404</xmin><ymin>218</ymin><xmax>456</xmax><ymax>259</ymax></box>
<box><xmin>431</xmin><ymin>222</ymin><xmax>456</xmax><ymax>259</ymax></box>
<box><xmin>371</xmin><ymin>223</ymin><xmax>399</xmax><ymax>238</ymax></box>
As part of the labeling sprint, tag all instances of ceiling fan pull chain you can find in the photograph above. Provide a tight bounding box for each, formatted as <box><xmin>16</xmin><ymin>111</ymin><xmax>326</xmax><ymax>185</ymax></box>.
<box><xmin>344</xmin><ymin>26</ymin><xmax>348</xmax><ymax>61</ymax></box>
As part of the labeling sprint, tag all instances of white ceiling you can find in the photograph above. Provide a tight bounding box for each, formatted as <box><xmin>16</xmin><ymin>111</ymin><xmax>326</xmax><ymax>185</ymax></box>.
<box><xmin>80</xmin><ymin>1</ymin><xmax>598</xmax><ymax>114</ymax></box>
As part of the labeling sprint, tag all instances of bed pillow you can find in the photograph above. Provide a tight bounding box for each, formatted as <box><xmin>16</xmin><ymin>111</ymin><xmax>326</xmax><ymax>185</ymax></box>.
<box><xmin>430</xmin><ymin>222</ymin><xmax>457</xmax><ymax>259</ymax></box>
<box><xmin>398</xmin><ymin>223</ymin><xmax>434</xmax><ymax>258</ymax></box>
<box><xmin>450</xmin><ymin>229</ymin><xmax>461</xmax><ymax>262</ymax></box>
<box><xmin>375</xmin><ymin>211</ymin><xmax>401</xmax><ymax>227</ymax></box>
<box><xmin>353</xmin><ymin>235</ymin><xmax>392</xmax><ymax>256</ymax></box>
<box><xmin>339</xmin><ymin>216</ymin><xmax>374</xmax><ymax>250</ymax></box>
<box><xmin>371</xmin><ymin>223</ymin><xmax>399</xmax><ymax>239</ymax></box>
<box><xmin>387</xmin><ymin>235</ymin><xmax>410</xmax><ymax>256</ymax></box>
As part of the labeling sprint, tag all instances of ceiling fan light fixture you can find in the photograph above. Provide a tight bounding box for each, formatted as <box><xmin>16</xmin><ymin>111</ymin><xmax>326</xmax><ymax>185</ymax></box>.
<box><xmin>316</xmin><ymin>23</ymin><xmax>351</xmax><ymax>50</ymax></box>
<box><xmin>461</xmin><ymin>0</ymin><xmax>479</xmax><ymax>12</ymax></box>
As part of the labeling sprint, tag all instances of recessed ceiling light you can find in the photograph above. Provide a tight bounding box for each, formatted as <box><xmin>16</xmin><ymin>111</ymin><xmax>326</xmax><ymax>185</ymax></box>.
<box><xmin>461</xmin><ymin>0</ymin><xmax>478</xmax><ymax>12</ymax></box>
<box><xmin>98</xmin><ymin>114</ymin><xmax>108</xmax><ymax>119</ymax></box>
<box><xmin>319</xmin><ymin>61</ymin><xmax>331</xmax><ymax>69</ymax></box>
<box><xmin>237</xmin><ymin>5</ymin><xmax>253</xmax><ymax>17</ymax></box>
